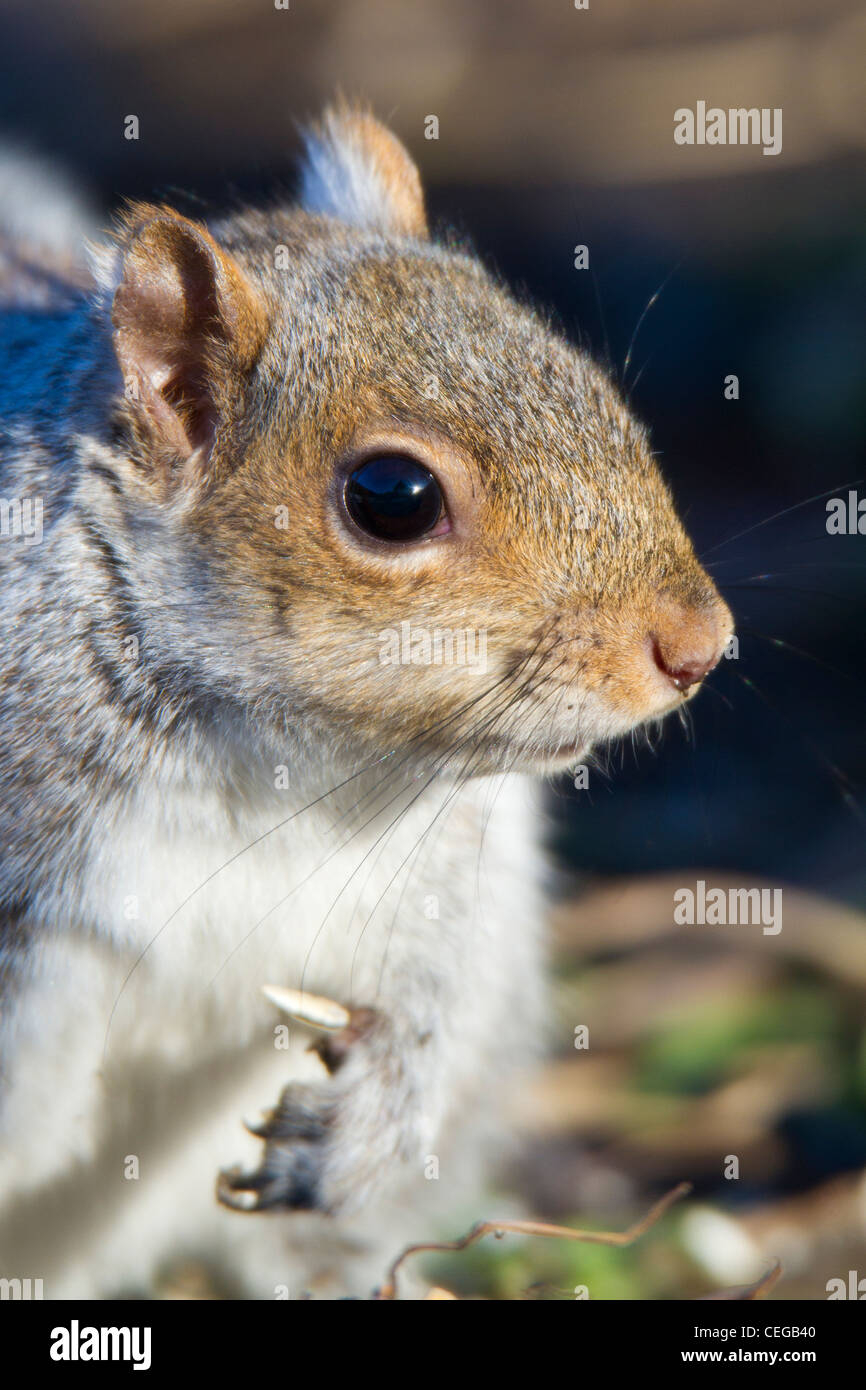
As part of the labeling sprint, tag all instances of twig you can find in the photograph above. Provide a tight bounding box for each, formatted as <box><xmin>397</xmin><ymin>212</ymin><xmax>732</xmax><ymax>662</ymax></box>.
<box><xmin>699</xmin><ymin>1260</ymin><xmax>782</xmax><ymax>1301</ymax></box>
<box><xmin>376</xmin><ymin>1180</ymin><xmax>693</xmax><ymax>1299</ymax></box>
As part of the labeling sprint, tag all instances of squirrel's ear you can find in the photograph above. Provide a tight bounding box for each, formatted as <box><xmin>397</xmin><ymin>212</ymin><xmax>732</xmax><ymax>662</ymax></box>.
<box><xmin>105</xmin><ymin>205</ymin><xmax>268</xmax><ymax>483</ymax></box>
<box><xmin>299</xmin><ymin>105</ymin><xmax>428</xmax><ymax>239</ymax></box>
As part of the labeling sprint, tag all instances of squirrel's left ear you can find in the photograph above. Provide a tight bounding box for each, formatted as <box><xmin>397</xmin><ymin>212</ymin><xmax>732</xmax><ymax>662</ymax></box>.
<box><xmin>101</xmin><ymin>205</ymin><xmax>268</xmax><ymax>491</ymax></box>
<box><xmin>299</xmin><ymin>104</ymin><xmax>428</xmax><ymax>239</ymax></box>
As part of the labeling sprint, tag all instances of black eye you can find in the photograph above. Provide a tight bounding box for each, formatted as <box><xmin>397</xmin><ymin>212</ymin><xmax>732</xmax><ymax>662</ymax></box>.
<box><xmin>344</xmin><ymin>455</ymin><xmax>444</xmax><ymax>542</ymax></box>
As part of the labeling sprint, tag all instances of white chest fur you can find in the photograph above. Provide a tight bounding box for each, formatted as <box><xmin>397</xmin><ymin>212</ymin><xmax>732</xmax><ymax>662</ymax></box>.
<box><xmin>0</xmin><ymin>770</ymin><xmax>543</xmax><ymax>1296</ymax></box>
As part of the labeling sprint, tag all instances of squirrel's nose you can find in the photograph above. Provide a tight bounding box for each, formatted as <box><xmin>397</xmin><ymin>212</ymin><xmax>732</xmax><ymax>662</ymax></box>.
<box><xmin>652</xmin><ymin>639</ymin><xmax>717</xmax><ymax>691</ymax></box>
<box><xmin>648</xmin><ymin>594</ymin><xmax>731</xmax><ymax>693</ymax></box>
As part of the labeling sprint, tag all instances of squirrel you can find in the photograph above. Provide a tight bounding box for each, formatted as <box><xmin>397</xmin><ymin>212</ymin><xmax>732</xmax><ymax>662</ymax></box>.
<box><xmin>0</xmin><ymin>105</ymin><xmax>733</xmax><ymax>1299</ymax></box>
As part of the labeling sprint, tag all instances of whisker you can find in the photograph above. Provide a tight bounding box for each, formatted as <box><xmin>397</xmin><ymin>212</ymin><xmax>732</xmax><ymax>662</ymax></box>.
<box><xmin>104</xmin><ymin>629</ymin><xmax>560</xmax><ymax>1050</ymax></box>
<box><xmin>622</xmin><ymin>264</ymin><xmax>680</xmax><ymax>390</ymax></box>
<box><xmin>102</xmin><ymin>742</ymin><xmax>396</xmax><ymax>1058</ymax></box>
<box><xmin>724</xmin><ymin>582</ymin><xmax>863</xmax><ymax>608</ymax></box>
<box><xmin>736</xmin><ymin>625</ymin><xmax>855</xmax><ymax>685</ymax></box>
<box><xmin>700</xmin><ymin>479</ymin><xmax>864</xmax><ymax>560</ymax></box>
<box><xmin>731</xmin><ymin>669</ymin><xmax>864</xmax><ymax>829</ymax></box>
<box><xmin>215</xmin><ymin>632</ymin><xmax>560</xmax><ymax>990</ymax></box>
<box><xmin>349</xmin><ymin>646</ymin><xmax>567</xmax><ymax>989</ymax></box>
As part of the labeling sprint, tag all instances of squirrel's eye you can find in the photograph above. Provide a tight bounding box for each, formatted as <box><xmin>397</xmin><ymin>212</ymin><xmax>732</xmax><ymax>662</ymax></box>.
<box><xmin>344</xmin><ymin>455</ymin><xmax>444</xmax><ymax>542</ymax></box>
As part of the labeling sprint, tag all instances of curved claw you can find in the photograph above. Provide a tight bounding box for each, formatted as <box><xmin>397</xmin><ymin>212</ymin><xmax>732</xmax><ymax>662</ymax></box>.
<box><xmin>261</xmin><ymin>985</ymin><xmax>351</xmax><ymax>1031</ymax></box>
<box><xmin>216</xmin><ymin>1168</ymin><xmax>264</xmax><ymax>1212</ymax></box>
<box><xmin>242</xmin><ymin>1112</ymin><xmax>276</xmax><ymax>1140</ymax></box>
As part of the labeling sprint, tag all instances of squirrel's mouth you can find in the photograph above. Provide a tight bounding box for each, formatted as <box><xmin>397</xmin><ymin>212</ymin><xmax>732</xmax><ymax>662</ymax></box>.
<box><xmin>496</xmin><ymin>737</ymin><xmax>592</xmax><ymax>775</ymax></box>
<box><xmin>547</xmin><ymin>739</ymin><xmax>590</xmax><ymax>767</ymax></box>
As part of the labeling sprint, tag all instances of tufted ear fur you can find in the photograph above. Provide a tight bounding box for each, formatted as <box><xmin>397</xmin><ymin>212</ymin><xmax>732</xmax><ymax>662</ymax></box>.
<box><xmin>299</xmin><ymin>104</ymin><xmax>428</xmax><ymax>239</ymax></box>
<box><xmin>102</xmin><ymin>204</ymin><xmax>268</xmax><ymax>489</ymax></box>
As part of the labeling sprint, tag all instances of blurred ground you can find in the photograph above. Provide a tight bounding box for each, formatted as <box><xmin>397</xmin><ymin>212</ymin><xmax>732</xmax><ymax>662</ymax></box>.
<box><xmin>352</xmin><ymin>874</ymin><xmax>866</xmax><ymax>1300</ymax></box>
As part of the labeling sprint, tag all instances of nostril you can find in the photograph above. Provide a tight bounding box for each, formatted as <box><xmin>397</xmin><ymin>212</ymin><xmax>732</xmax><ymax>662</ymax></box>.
<box><xmin>646</xmin><ymin>590</ymin><xmax>732</xmax><ymax>698</ymax></box>
<box><xmin>651</xmin><ymin>637</ymin><xmax>717</xmax><ymax>692</ymax></box>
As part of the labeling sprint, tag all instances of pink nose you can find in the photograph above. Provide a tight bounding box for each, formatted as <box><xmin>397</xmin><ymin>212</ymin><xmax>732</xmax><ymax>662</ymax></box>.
<box><xmin>649</xmin><ymin>595</ymin><xmax>731</xmax><ymax>693</ymax></box>
<box><xmin>652</xmin><ymin>639</ymin><xmax>719</xmax><ymax>691</ymax></box>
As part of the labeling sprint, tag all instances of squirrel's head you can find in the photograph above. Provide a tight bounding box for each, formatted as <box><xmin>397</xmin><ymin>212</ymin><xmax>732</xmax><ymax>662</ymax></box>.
<box><xmin>90</xmin><ymin>104</ymin><xmax>732</xmax><ymax>777</ymax></box>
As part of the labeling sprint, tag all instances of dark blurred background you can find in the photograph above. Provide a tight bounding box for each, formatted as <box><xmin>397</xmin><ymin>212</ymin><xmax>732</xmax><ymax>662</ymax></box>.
<box><xmin>1</xmin><ymin>0</ymin><xmax>865</xmax><ymax>1298</ymax></box>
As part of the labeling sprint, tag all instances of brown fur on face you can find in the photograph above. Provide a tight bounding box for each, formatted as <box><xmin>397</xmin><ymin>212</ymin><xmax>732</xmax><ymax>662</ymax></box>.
<box><xmin>98</xmin><ymin>107</ymin><xmax>732</xmax><ymax>777</ymax></box>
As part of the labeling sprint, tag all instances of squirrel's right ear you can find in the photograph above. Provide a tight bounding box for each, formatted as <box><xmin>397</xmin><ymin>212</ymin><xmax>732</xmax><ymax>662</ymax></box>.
<box><xmin>299</xmin><ymin>105</ymin><xmax>428</xmax><ymax>239</ymax></box>
<box><xmin>95</xmin><ymin>204</ymin><xmax>268</xmax><ymax>492</ymax></box>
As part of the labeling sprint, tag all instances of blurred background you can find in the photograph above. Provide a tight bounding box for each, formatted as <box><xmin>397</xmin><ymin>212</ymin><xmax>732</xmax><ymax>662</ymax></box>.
<box><xmin>1</xmin><ymin>0</ymin><xmax>865</xmax><ymax>1299</ymax></box>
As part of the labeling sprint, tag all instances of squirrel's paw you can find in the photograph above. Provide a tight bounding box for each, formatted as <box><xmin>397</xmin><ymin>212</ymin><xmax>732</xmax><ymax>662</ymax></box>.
<box><xmin>217</xmin><ymin>1006</ymin><xmax>423</xmax><ymax>1215</ymax></box>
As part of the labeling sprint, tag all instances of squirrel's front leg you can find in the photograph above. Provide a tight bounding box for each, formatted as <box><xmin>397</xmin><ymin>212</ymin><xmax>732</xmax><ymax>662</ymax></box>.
<box><xmin>217</xmin><ymin>996</ymin><xmax>443</xmax><ymax>1216</ymax></box>
<box><xmin>218</xmin><ymin>782</ymin><xmax>543</xmax><ymax>1221</ymax></box>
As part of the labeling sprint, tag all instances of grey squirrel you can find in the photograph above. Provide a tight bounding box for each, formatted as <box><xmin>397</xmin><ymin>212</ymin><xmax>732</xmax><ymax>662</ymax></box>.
<box><xmin>0</xmin><ymin>105</ymin><xmax>732</xmax><ymax>1298</ymax></box>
